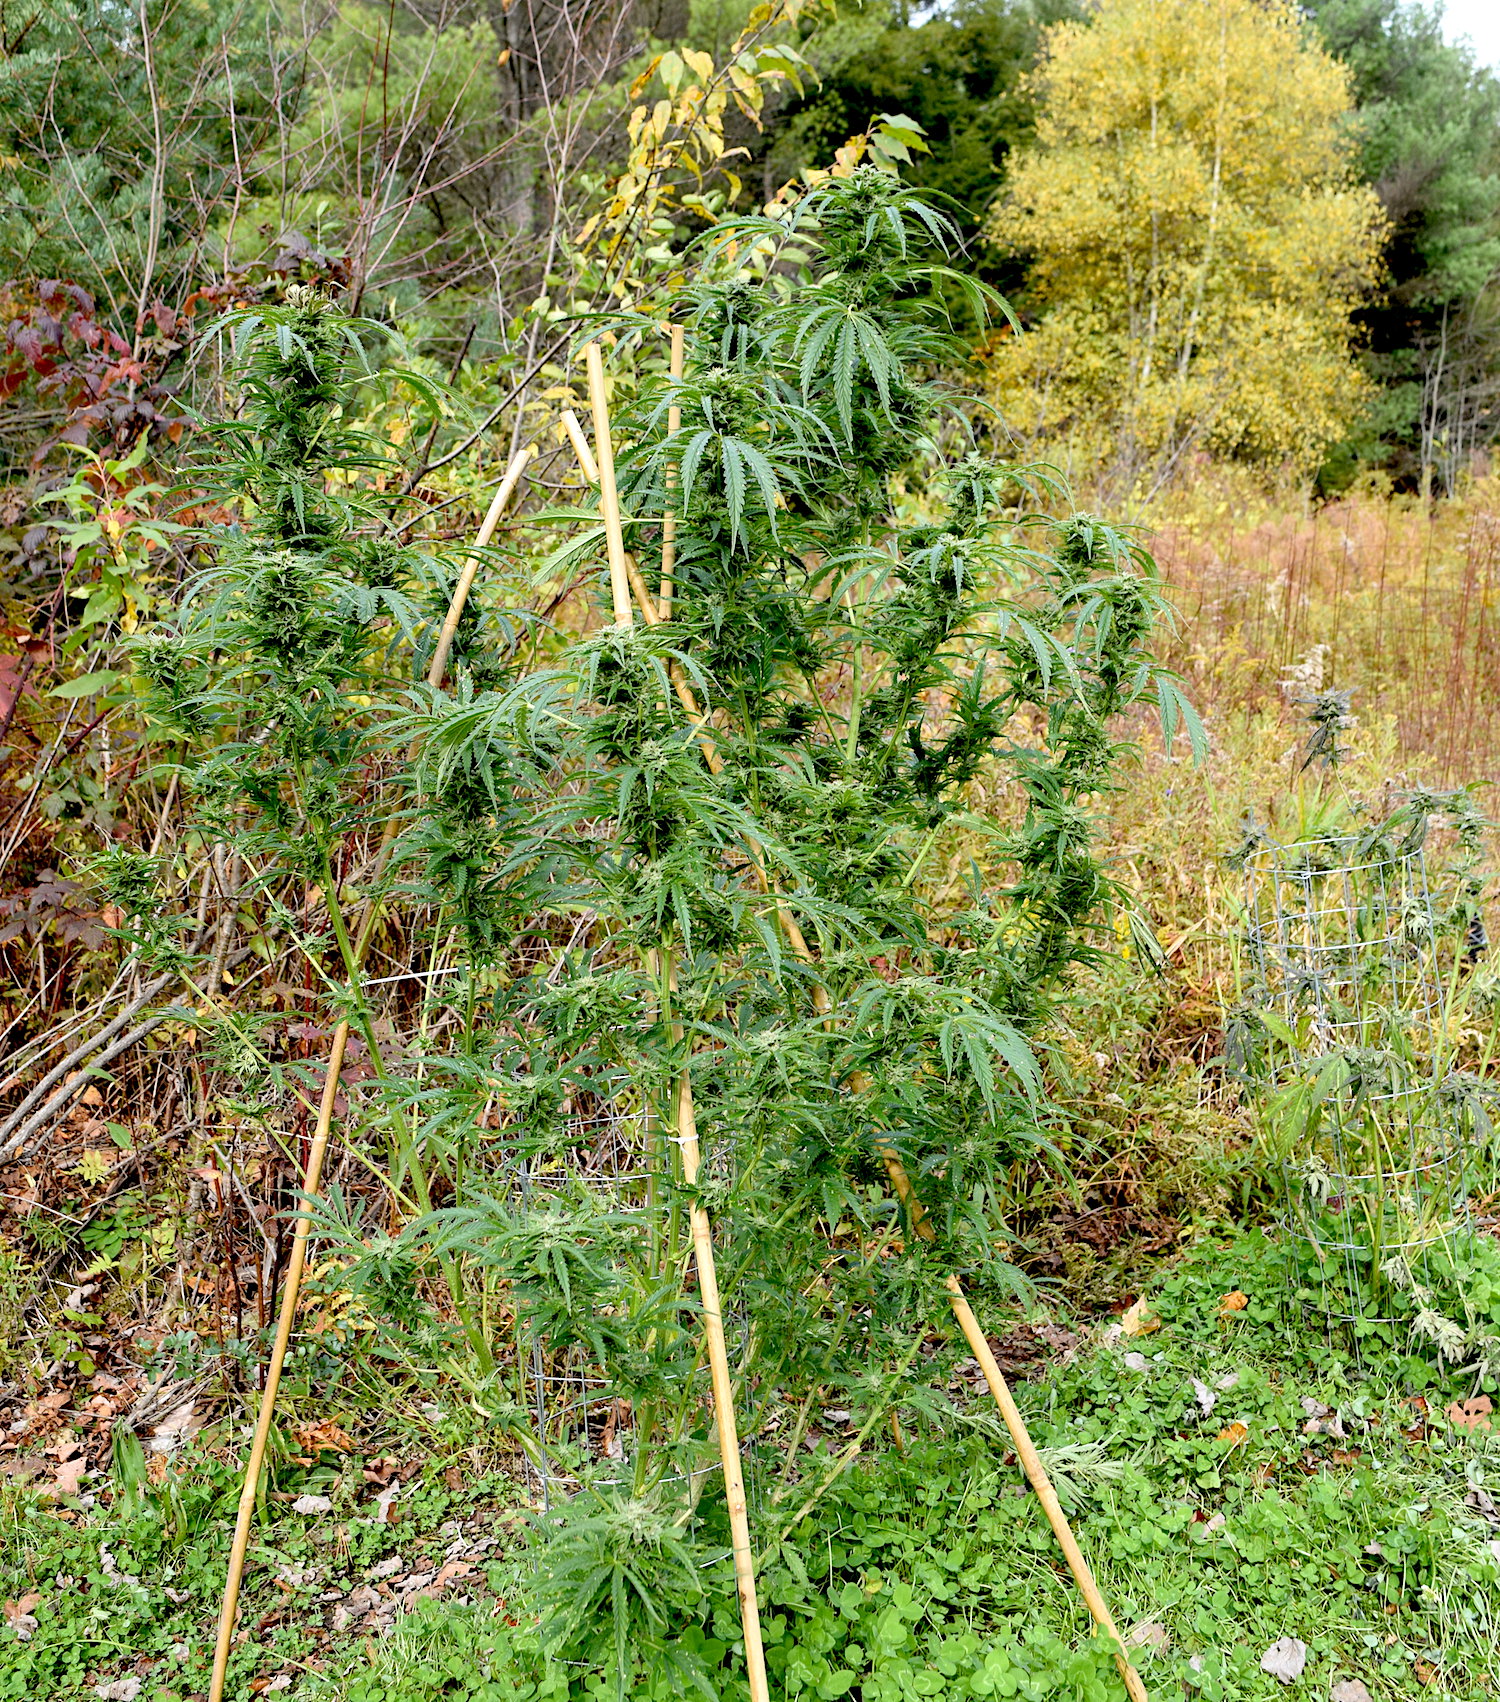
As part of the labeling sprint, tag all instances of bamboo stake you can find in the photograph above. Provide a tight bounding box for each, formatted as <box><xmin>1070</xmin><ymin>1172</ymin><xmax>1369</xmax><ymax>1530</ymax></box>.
<box><xmin>560</xmin><ymin>410</ymin><xmax>598</xmax><ymax>485</ymax></box>
<box><xmin>576</xmin><ymin>365</ymin><xmax>771</xmax><ymax>1702</ymax></box>
<box><xmin>428</xmin><ymin>445</ymin><xmax>535</xmax><ymax>687</ymax></box>
<box><xmin>584</xmin><ymin>343</ymin><xmax>634</xmax><ymax>628</ymax></box>
<box><xmin>660</xmin><ymin>322</ymin><xmax>685</xmax><ymax>615</ymax></box>
<box><xmin>880</xmin><ymin>1151</ymin><xmax>1149</xmax><ymax>1702</ymax></box>
<box><xmin>208</xmin><ymin>451</ymin><xmax>532</xmax><ymax>1702</ymax></box>
<box><xmin>674</xmin><ymin>1066</ymin><xmax>770</xmax><ymax>1702</ymax></box>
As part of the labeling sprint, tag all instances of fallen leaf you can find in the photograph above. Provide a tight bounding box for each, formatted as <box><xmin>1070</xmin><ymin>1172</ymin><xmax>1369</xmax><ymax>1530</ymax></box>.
<box><xmin>1446</xmin><ymin>1395</ymin><xmax>1493</xmax><ymax>1433</ymax></box>
<box><xmin>1127</xmin><ymin>1620</ymin><xmax>1171</xmax><ymax>1654</ymax></box>
<box><xmin>367</xmin><ymin>1554</ymin><xmax>404</xmax><ymax>1580</ymax></box>
<box><xmin>1191</xmin><ymin>1378</ymin><xmax>1217</xmax><ymax>1418</ymax></box>
<box><xmin>148</xmin><ymin>1399</ymin><xmax>200</xmax><ymax>1456</ymax></box>
<box><xmin>374</xmin><ymin>1480</ymin><xmax>401</xmax><ymax>1523</ymax></box>
<box><xmin>1260</xmin><ymin>1637</ymin><xmax>1308</xmax><ymax>1684</ymax></box>
<box><xmin>1217</xmin><ymin>1421</ymin><xmax>1249</xmax><ymax>1449</ymax></box>
<box><xmin>1120</xmin><ymin>1297</ymin><xmax>1160</xmax><ymax>1337</ymax></box>
<box><xmin>94</xmin><ymin>1681</ymin><xmax>141</xmax><ymax>1702</ymax></box>
<box><xmin>295</xmin><ymin>1418</ymin><xmax>355</xmax><ymax>1455</ymax></box>
<box><xmin>1218</xmin><ymin>1291</ymin><xmax>1249</xmax><ymax>1317</ymax></box>
<box><xmin>1329</xmin><ymin>1449</ymin><xmax>1363</xmax><ymax>1468</ymax></box>
<box><xmin>1331</xmin><ymin>1681</ymin><xmax>1373</xmax><ymax>1702</ymax></box>
<box><xmin>1201</xmin><ymin>1511</ymin><xmax>1226</xmax><ymax>1534</ymax></box>
<box><xmin>3</xmin><ymin>1591</ymin><xmax>40</xmax><ymax>1641</ymax></box>
<box><xmin>45</xmin><ymin>1456</ymin><xmax>88</xmax><ymax>1499</ymax></box>
<box><xmin>1413</xmin><ymin>1661</ymin><xmax>1438</xmax><ymax>1687</ymax></box>
<box><xmin>1123</xmin><ymin>1352</ymin><xmax>1149</xmax><ymax>1372</ymax></box>
<box><xmin>291</xmin><ymin>1494</ymin><xmax>333</xmax><ymax>1515</ymax></box>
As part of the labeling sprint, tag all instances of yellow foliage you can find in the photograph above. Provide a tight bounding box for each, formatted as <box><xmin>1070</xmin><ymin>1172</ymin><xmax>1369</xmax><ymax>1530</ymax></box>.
<box><xmin>579</xmin><ymin>0</ymin><xmax>830</xmax><ymax>283</ymax></box>
<box><xmin>984</xmin><ymin>0</ymin><xmax>1387</xmax><ymax>481</ymax></box>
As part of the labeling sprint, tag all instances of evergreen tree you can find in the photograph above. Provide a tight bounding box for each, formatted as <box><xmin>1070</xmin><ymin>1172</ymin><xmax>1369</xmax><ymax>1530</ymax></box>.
<box><xmin>1305</xmin><ymin>0</ymin><xmax>1500</xmax><ymax>488</ymax></box>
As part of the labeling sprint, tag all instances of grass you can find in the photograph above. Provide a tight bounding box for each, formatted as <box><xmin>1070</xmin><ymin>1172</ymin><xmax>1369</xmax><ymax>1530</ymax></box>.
<box><xmin>5</xmin><ymin>1231</ymin><xmax>1500</xmax><ymax>1700</ymax></box>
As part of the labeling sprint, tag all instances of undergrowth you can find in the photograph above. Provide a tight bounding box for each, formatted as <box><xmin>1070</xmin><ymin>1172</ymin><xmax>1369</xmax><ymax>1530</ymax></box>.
<box><xmin>7</xmin><ymin>1234</ymin><xmax>1500</xmax><ymax>1700</ymax></box>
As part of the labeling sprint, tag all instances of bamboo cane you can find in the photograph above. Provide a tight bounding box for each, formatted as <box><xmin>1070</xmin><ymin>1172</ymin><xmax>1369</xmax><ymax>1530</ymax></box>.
<box><xmin>879</xmin><ymin>1150</ymin><xmax>1149</xmax><ymax>1702</ymax></box>
<box><xmin>561</xmin><ymin>410</ymin><xmax>598</xmax><ymax>485</ymax></box>
<box><xmin>428</xmin><ymin>445</ymin><xmax>535</xmax><ymax>685</ymax></box>
<box><xmin>207</xmin><ymin>449</ymin><xmax>533</xmax><ymax>1702</ymax></box>
<box><xmin>660</xmin><ymin>322</ymin><xmax>685</xmax><ymax>616</ymax></box>
<box><xmin>584</xmin><ymin>343</ymin><xmax>635</xmax><ymax>629</ymax></box>
<box><xmin>673</xmin><ymin>1063</ymin><xmax>770</xmax><ymax>1701</ymax></box>
<box><xmin>576</xmin><ymin>357</ymin><xmax>772</xmax><ymax>1702</ymax></box>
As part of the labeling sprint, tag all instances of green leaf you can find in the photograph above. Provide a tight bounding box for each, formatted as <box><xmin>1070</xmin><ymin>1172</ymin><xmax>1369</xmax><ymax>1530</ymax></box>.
<box><xmin>48</xmin><ymin>669</ymin><xmax>122</xmax><ymax>698</ymax></box>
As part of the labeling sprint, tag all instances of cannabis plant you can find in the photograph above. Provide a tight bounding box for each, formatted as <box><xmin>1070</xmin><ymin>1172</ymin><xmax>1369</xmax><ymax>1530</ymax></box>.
<box><xmin>394</xmin><ymin>167</ymin><xmax>1197</xmax><ymax>1686</ymax></box>
<box><xmin>110</xmin><ymin>287</ymin><xmax>502</xmax><ymax>1341</ymax></box>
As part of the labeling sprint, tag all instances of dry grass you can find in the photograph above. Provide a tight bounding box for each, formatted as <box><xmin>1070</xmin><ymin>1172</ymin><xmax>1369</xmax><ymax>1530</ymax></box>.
<box><xmin>1147</xmin><ymin>473</ymin><xmax>1500</xmax><ymax>789</ymax></box>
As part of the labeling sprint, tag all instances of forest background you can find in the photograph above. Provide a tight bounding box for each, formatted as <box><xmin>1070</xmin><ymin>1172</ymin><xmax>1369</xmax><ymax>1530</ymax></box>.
<box><xmin>4</xmin><ymin>0</ymin><xmax>1500</xmax><ymax>1699</ymax></box>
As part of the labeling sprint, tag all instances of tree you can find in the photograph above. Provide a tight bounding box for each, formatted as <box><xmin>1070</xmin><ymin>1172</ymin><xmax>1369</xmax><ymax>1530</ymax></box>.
<box><xmin>763</xmin><ymin>0</ymin><xmax>1076</xmax><ymax>252</ymax></box>
<box><xmin>982</xmin><ymin>0</ymin><xmax>1386</xmax><ymax>490</ymax></box>
<box><xmin>0</xmin><ymin>0</ymin><xmax>277</xmax><ymax>338</ymax></box>
<box><xmin>1304</xmin><ymin>0</ymin><xmax>1500</xmax><ymax>489</ymax></box>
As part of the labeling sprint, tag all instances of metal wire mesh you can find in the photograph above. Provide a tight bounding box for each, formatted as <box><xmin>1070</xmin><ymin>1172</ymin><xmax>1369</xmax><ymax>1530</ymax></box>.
<box><xmin>1241</xmin><ymin>832</ymin><xmax>1469</xmax><ymax>1325</ymax></box>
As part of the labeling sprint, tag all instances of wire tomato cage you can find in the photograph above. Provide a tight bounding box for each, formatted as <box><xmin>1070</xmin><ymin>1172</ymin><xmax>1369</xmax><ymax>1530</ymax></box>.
<box><xmin>1235</xmin><ymin>795</ymin><xmax>1497</xmax><ymax>1340</ymax></box>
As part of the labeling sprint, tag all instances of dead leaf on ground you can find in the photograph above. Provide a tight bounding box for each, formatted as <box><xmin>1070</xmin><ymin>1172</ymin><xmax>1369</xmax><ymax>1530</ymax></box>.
<box><xmin>1413</xmin><ymin>1661</ymin><xmax>1439</xmax><ymax>1687</ymax></box>
<box><xmin>3</xmin><ymin>1591</ymin><xmax>40</xmax><ymax>1641</ymax></box>
<box><xmin>45</xmin><ymin>1455</ymin><xmax>88</xmax><ymax>1499</ymax></box>
<box><xmin>1260</xmin><ymin>1637</ymin><xmax>1308</xmax><ymax>1684</ymax></box>
<box><xmin>1120</xmin><ymin>1296</ymin><xmax>1160</xmax><ymax>1337</ymax></box>
<box><xmin>294</xmin><ymin>1418</ymin><xmax>356</xmax><ymax>1456</ymax></box>
<box><xmin>148</xmin><ymin>1399</ymin><xmax>200</xmax><ymax>1456</ymax></box>
<box><xmin>1331</xmin><ymin>1681</ymin><xmax>1373</xmax><ymax>1702</ymax></box>
<box><xmin>1217</xmin><ymin>1421</ymin><xmax>1250</xmax><ymax>1449</ymax></box>
<box><xmin>1127</xmin><ymin>1620</ymin><xmax>1171</xmax><ymax>1654</ymax></box>
<box><xmin>428</xmin><ymin>1559</ymin><xmax>476</xmax><ymax>1593</ymax></box>
<box><xmin>1218</xmin><ymin>1290</ymin><xmax>1249</xmax><ymax>1317</ymax></box>
<box><xmin>1446</xmin><ymin>1395</ymin><xmax>1493</xmax><ymax>1433</ymax></box>
<box><xmin>291</xmin><ymin>1493</ymin><xmax>333</xmax><ymax>1515</ymax></box>
<box><xmin>93</xmin><ymin>1681</ymin><xmax>141</xmax><ymax>1702</ymax></box>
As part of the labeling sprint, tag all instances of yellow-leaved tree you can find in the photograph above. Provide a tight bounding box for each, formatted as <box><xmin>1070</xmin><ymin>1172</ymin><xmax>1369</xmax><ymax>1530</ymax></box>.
<box><xmin>984</xmin><ymin>0</ymin><xmax>1387</xmax><ymax>489</ymax></box>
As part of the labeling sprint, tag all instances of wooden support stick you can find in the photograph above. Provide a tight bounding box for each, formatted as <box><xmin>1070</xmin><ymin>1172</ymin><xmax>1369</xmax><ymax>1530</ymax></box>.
<box><xmin>560</xmin><ymin>410</ymin><xmax>598</xmax><ymax>485</ymax></box>
<box><xmin>584</xmin><ymin>343</ymin><xmax>634</xmax><ymax>627</ymax></box>
<box><xmin>674</xmin><ymin>1067</ymin><xmax>771</xmax><ymax>1702</ymax></box>
<box><xmin>581</xmin><ymin>356</ymin><xmax>770</xmax><ymax>1702</ymax></box>
<box><xmin>660</xmin><ymin>322</ymin><xmax>684</xmax><ymax>615</ymax></box>
<box><xmin>879</xmin><ymin>1149</ymin><xmax>1148</xmax><ymax>1702</ymax></box>
<box><xmin>428</xmin><ymin>445</ymin><xmax>534</xmax><ymax>687</ymax></box>
<box><xmin>207</xmin><ymin>454</ymin><xmax>531</xmax><ymax>1702</ymax></box>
